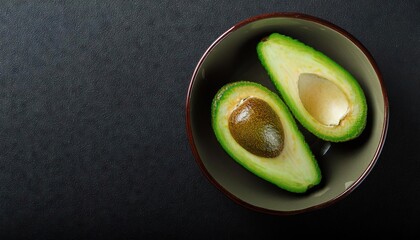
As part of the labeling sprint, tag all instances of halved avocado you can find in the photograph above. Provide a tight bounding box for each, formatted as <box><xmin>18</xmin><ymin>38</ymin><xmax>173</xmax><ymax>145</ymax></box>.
<box><xmin>257</xmin><ymin>33</ymin><xmax>367</xmax><ymax>142</ymax></box>
<box><xmin>211</xmin><ymin>81</ymin><xmax>321</xmax><ymax>193</ymax></box>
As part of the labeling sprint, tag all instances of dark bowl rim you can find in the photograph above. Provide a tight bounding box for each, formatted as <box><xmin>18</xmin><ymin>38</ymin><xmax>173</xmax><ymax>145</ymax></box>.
<box><xmin>185</xmin><ymin>12</ymin><xmax>389</xmax><ymax>216</ymax></box>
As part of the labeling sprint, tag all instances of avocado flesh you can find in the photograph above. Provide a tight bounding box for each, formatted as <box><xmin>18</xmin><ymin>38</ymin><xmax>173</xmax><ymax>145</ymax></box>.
<box><xmin>212</xmin><ymin>81</ymin><xmax>321</xmax><ymax>193</ymax></box>
<box><xmin>257</xmin><ymin>33</ymin><xmax>368</xmax><ymax>142</ymax></box>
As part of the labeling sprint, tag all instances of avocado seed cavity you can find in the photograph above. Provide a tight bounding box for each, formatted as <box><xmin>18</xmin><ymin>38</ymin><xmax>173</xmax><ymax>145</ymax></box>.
<box><xmin>298</xmin><ymin>73</ymin><xmax>349</xmax><ymax>126</ymax></box>
<box><xmin>229</xmin><ymin>97</ymin><xmax>284</xmax><ymax>158</ymax></box>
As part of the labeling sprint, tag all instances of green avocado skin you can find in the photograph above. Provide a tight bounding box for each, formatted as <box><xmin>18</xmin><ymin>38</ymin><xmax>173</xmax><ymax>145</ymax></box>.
<box><xmin>211</xmin><ymin>81</ymin><xmax>322</xmax><ymax>194</ymax></box>
<box><xmin>257</xmin><ymin>33</ymin><xmax>368</xmax><ymax>142</ymax></box>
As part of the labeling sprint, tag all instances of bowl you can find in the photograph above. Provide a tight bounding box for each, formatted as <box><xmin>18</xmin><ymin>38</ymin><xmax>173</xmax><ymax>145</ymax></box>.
<box><xmin>185</xmin><ymin>12</ymin><xmax>389</xmax><ymax>215</ymax></box>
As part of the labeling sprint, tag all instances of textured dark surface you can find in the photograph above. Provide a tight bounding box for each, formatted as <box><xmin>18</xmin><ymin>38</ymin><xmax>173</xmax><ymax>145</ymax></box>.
<box><xmin>0</xmin><ymin>0</ymin><xmax>418</xmax><ymax>238</ymax></box>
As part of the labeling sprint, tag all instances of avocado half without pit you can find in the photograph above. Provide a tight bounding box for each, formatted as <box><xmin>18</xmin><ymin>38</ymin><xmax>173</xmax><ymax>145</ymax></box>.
<box><xmin>211</xmin><ymin>81</ymin><xmax>321</xmax><ymax>193</ymax></box>
<box><xmin>257</xmin><ymin>33</ymin><xmax>368</xmax><ymax>142</ymax></box>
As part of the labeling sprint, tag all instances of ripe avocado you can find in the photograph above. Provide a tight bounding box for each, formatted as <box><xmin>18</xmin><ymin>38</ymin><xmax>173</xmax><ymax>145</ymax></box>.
<box><xmin>211</xmin><ymin>81</ymin><xmax>321</xmax><ymax>193</ymax></box>
<box><xmin>257</xmin><ymin>33</ymin><xmax>368</xmax><ymax>142</ymax></box>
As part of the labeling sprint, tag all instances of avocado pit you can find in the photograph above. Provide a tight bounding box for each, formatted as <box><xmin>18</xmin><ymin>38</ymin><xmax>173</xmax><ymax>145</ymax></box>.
<box><xmin>298</xmin><ymin>73</ymin><xmax>349</xmax><ymax>126</ymax></box>
<box><xmin>229</xmin><ymin>97</ymin><xmax>284</xmax><ymax>158</ymax></box>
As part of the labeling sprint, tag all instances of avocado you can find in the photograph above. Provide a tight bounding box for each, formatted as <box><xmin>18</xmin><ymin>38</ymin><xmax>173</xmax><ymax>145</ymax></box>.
<box><xmin>257</xmin><ymin>33</ymin><xmax>367</xmax><ymax>142</ymax></box>
<box><xmin>211</xmin><ymin>81</ymin><xmax>321</xmax><ymax>193</ymax></box>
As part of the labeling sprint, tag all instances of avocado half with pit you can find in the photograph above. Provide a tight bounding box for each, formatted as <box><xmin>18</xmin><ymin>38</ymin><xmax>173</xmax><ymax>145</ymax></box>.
<box><xmin>211</xmin><ymin>81</ymin><xmax>321</xmax><ymax>193</ymax></box>
<box><xmin>257</xmin><ymin>33</ymin><xmax>368</xmax><ymax>142</ymax></box>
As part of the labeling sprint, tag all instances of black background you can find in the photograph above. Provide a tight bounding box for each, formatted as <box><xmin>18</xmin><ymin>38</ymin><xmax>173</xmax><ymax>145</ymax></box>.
<box><xmin>0</xmin><ymin>0</ymin><xmax>418</xmax><ymax>238</ymax></box>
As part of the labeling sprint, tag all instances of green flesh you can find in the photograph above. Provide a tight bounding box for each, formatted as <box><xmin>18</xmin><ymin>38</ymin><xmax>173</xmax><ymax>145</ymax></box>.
<box><xmin>257</xmin><ymin>33</ymin><xmax>368</xmax><ymax>142</ymax></box>
<box><xmin>212</xmin><ymin>81</ymin><xmax>321</xmax><ymax>193</ymax></box>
